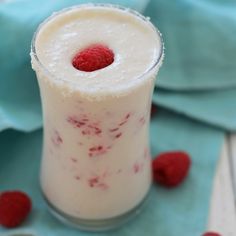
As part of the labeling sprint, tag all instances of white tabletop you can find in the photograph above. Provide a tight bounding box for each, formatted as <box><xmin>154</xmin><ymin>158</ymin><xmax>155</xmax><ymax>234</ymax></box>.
<box><xmin>208</xmin><ymin>134</ymin><xmax>236</xmax><ymax>235</ymax></box>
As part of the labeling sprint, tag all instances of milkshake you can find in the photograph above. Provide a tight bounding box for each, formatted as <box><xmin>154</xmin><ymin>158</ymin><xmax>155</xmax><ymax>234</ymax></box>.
<box><xmin>31</xmin><ymin>4</ymin><xmax>163</xmax><ymax>230</ymax></box>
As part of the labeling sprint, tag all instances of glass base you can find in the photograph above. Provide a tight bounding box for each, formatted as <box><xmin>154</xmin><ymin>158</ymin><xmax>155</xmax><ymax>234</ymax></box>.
<box><xmin>43</xmin><ymin>192</ymin><xmax>149</xmax><ymax>232</ymax></box>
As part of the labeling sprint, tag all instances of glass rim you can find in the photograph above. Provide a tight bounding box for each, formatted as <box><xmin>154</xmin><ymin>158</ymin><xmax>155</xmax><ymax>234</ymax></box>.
<box><xmin>31</xmin><ymin>3</ymin><xmax>164</xmax><ymax>85</ymax></box>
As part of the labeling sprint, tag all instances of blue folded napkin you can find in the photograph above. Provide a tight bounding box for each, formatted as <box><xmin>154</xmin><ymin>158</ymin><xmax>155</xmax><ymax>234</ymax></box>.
<box><xmin>0</xmin><ymin>0</ymin><xmax>235</xmax><ymax>235</ymax></box>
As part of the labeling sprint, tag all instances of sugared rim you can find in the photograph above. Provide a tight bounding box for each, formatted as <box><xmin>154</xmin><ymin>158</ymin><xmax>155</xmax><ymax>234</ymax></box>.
<box><xmin>31</xmin><ymin>3</ymin><xmax>164</xmax><ymax>86</ymax></box>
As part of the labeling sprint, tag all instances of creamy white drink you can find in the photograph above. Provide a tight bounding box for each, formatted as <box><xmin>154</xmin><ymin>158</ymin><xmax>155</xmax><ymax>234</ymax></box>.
<box><xmin>31</xmin><ymin>4</ymin><xmax>163</xmax><ymax>230</ymax></box>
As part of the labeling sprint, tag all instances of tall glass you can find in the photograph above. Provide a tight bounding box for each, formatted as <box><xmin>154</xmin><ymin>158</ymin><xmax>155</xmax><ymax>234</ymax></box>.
<box><xmin>31</xmin><ymin>4</ymin><xmax>163</xmax><ymax>231</ymax></box>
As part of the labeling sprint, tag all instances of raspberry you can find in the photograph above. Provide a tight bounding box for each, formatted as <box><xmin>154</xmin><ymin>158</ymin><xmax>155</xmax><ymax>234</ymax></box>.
<box><xmin>152</xmin><ymin>151</ymin><xmax>191</xmax><ymax>187</ymax></box>
<box><xmin>72</xmin><ymin>44</ymin><xmax>114</xmax><ymax>72</ymax></box>
<box><xmin>0</xmin><ymin>191</ymin><xmax>32</xmax><ymax>228</ymax></box>
<box><xmin>151</xmin><ymin>104</ymin><xmax>158</xmax><ymax>117</ymax></box>
<box><xmin>202</xmin><ymin>232</ymin><xmax>221</xmax><ymax>236</ymax></box>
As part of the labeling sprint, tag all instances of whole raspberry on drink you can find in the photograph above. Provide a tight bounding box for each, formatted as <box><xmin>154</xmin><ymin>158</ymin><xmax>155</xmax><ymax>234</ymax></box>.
<box><xmin>72</xmin><ymin>44</ymin><xmax>114</xmax><ymax>72</ymax></box>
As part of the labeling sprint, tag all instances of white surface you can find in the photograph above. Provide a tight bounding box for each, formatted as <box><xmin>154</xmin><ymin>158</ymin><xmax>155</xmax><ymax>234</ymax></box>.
<box><xmin>229</xmin><ymin>135</ymin><xmax>236</xmax><ymax>198</ymax></box>
<box><xmin>208</xmin><ymin>135</ymin><xmax>236</xmax><ymax>235</ymax></box>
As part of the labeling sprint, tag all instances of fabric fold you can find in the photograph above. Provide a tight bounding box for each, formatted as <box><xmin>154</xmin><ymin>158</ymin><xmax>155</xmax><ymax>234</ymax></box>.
<box><xmin>145</xmin><ymin>0</ymin><xmax>236</xmax><ymax>90</ymax></box>
<box><xmin>153</xmin><ymin>88</ymin><xmax>236</xmax><ymax>131</ymax></box>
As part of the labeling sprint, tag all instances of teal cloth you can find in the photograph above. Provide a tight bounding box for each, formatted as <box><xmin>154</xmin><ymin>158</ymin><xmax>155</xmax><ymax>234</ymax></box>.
<box><xmin>0</xmin><ymin>0</ymin><xmax>235</xmax><ymax>235</ymax></box>
<box><xmin>149</xmin><ymin>0</ymin><xmax>236</xmax><ymax>91</ymax></box>
<box><xmin>153</xmin><ymin>88</ymin><xmax>236</xmax><ymax>131</ymax></box>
